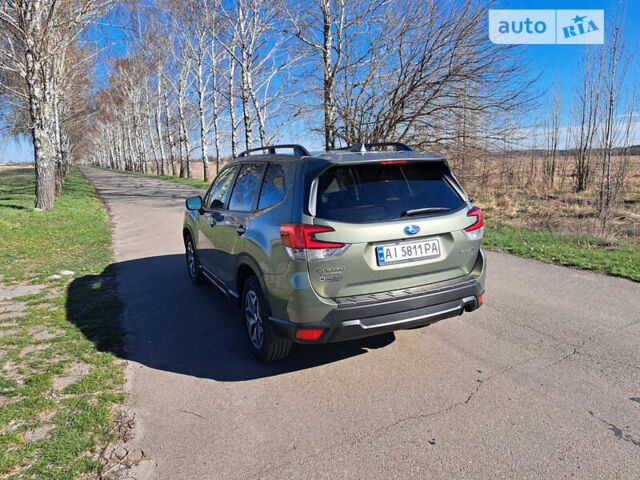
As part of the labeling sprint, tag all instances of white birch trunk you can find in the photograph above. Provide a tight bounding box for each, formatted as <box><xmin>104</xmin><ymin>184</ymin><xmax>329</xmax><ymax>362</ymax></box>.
<box><xmin>196</xmin><ymin>47</ymin><xmax>211</xmax><ymax>181</ymax></box>
<box><xmin>162</xmin><ymin>88</ymin><xmax>177</xmax><ymax>176</ymax></box>
<box><xmin>228</xmin><ymin>53</ymin><xmax>238</xmax><ymax>158</ymax></box>
<box><xmin>211</xmin><ymin>43</ymin><xmax>221</xmax><ymax>174</ymax></box>
<box><xmin>155</xmin><ymin>73</ymin><xmax>167</xmax><ymax>176</ymax></box>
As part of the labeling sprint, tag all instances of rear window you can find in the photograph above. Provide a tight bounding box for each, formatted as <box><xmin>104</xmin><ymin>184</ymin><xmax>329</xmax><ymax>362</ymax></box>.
<box><xmin>314</xmin><ymin>162</ymin><xmax>464</xmax><ymax>223</ymax></box>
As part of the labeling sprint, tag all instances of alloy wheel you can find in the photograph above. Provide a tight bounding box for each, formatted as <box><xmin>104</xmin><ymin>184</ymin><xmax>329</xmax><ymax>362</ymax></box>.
<box><xmin>244</xmin><ymin>289</ymin><xmax>264</xmax><ymax>349</ymax></box>
<box><xmin>186</xmin><ymin>240</ymin><xmax>197</xmax><ymax>278</ymax></box>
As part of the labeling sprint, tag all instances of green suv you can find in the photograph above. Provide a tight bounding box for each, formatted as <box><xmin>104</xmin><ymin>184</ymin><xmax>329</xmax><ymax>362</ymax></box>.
<box><xmin>183</xmin><ymin>143</ymin><xmax>486</xmax><ymax>361</ymax></box>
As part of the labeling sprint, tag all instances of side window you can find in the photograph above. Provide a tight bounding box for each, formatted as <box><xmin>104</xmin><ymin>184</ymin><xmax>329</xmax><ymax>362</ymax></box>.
<box><xmin>202</xmin><ymin>183</ymin><xmax>215</xmax><ymax>207</ymax></box>
<box><xmin>207</xmin><ymin>166</ymin><xmax>237</xmax><ymax>209</ymax></box>
<box><xmin>228</xmin><ymin>163</ymin><xmax>265</xmax><ymax>212</ymax></box>
<box><xmin>258</xmin><ymin>163</ymin><xmax>286</xmax><ymax>210</ymax></box>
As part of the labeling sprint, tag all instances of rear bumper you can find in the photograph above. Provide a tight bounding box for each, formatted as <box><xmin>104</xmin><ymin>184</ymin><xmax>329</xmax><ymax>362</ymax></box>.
<box><xmin>269</xmin><ymin>275</ymin><xmax>483</xmax><ymax>344</ymax></box>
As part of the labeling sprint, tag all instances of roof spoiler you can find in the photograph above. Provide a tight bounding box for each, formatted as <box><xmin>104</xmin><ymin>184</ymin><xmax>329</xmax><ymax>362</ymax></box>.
<box><xmin>237</xmin><ymin>144</ymin><xmax>310</xmax><ymax>157</ymax></box>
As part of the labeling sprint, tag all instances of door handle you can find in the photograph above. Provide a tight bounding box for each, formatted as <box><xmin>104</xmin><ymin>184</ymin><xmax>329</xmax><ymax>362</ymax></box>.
<box><xmin>236</xmin><ymin>224</ymin><xmax>246</xmax><ymax>236</ymax></box>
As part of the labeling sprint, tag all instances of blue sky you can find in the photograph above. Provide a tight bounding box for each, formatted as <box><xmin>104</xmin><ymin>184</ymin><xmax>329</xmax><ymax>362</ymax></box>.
<box><xmin>1</xmin><ymin>135</ymin><xmax>33</xmax><ymax>164</ymax></box>
<box><xmin>503</xmin><ymin>0</ymin><xmax>639</xmax><ymax>127</ymax></box>
<box><xmin>2</xmin><ymin>0</ymin><xmax>637</xmax><ymax>163</ymax></box>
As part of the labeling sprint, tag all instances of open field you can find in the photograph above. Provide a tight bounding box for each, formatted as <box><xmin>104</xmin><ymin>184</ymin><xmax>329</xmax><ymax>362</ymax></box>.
<box><xmin>0</xmin><ymin>165</ymin><xmax>33</xmax><ymax>170</ymax></box>
<box><xmin>0</xmin><ymin>168</ymin><xmax>126</xmax><ymax>478</ymax></box>
<box><xmin>457</xmin><ymin>154</ymin><xmax>640</xmax><ymax>245</ymax></box>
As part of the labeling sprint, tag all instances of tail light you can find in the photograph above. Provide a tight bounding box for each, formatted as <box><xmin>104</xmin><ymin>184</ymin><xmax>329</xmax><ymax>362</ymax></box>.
<box><xmin>463</xmin><ymin>206</ymin><xmax>484</xmax><ymax>241</ymax></box>
<box><xmin>280</xmin><ymin>223</ymin><xmax>349</xmax><ymax>261</ymax></box>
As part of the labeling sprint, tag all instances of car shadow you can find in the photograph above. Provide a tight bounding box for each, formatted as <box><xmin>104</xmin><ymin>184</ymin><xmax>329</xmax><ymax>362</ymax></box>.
<box><xmin>66</xmin><ymin>254</ymin><xmax>395</xmax><ymax>382</ymax></box>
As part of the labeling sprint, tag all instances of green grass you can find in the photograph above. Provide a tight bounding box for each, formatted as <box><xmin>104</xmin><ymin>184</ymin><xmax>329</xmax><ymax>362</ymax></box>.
<box><xmin>0</xmin><ymin>168</ymin><xmax>111</xmax><ymax>282</ymax></box>
<box><xmin>0</xmin><ymin>167</ymin><xmax>125</xmax><ymax>478</ymax></box>
<box><xmin>484</xmin><ymin>220</ymin><xmax>640</xmax><ymax>281</ymax></box>
<box><xmin>107</xmin><ymin>168</ymin><xmax>209</xmax><ymax>188</ymax></box>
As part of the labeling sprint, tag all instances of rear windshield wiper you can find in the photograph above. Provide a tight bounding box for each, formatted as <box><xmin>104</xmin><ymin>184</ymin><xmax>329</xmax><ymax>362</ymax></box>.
<box><xmin>401</xmin><ymin>207</ymin><xmax>451</xmax><ymax>217</ymax></box>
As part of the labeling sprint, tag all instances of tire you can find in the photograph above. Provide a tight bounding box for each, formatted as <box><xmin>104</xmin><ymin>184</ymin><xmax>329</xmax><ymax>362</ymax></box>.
<box><xmin>185</xmin><ymin>234</ymin><xmax>205</xmax><ymax>285</ymax></box>
<box><xmin>241</xmin><ymin>276</ymin><xmax>292</xmax><ymax>362</ymax></box>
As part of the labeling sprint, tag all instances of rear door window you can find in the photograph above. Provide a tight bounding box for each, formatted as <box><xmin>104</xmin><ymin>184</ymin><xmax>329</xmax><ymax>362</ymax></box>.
<box><xmin>315</xmin><ymin>162</ymin><xmax>463</xmax><ymax>223</ymax></box>
<box><xmin>258</xmin><ymin>163</ymin><xmax>286</xmax><ymax>210</ymax></box>
<box><xmin>228</xmin><ymin>163</ymin><xmax>265</xmax><ymax>212</ymax></box>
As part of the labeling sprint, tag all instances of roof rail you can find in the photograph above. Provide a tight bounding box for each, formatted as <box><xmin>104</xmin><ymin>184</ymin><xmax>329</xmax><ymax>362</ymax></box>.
<box><xmin>345</xmin><ymin>142</ymin><xmax>414</xmax><ymax>153</ymax></box>
<box><xmin>237</xmin><ymin>144</ymin><xmax>310</xmax><ymax>158</ymax></box>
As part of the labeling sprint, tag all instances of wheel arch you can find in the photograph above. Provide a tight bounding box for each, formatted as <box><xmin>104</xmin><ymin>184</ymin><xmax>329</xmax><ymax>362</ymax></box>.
<box><xmin>236</xmin><ymin>257</ymin><xmax>270</xmax><ymax>310</ymax></box>
<box><xmin>183</xmin><ymin>225</ymin><xmax>195</xmax><ymax>244</ymax></box>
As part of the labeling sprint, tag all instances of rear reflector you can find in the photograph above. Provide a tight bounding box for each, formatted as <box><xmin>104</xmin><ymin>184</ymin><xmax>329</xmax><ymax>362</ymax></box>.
<box><xmin>295</xmin><ymin>328</ymin><xmax>325</xmax><ymax>340</ymax></box>
<box><xmin>477</xmin><ymin>294</ymin><xmax>484</xmax><ymax>306</ymax></box>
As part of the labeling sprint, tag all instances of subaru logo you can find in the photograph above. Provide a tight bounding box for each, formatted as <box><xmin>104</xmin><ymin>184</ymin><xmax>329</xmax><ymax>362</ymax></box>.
<box><xmin>404</xmin><ymin>225</ymin><xmax>420</xmax><ymax>235</ymax></box>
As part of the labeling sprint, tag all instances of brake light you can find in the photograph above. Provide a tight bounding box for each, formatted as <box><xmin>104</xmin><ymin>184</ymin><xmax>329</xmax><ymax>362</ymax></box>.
<box><xmin>465</xmin><ymin>206</ymin><xmax>483</xmax><ymax>231</ymax></box>
<box><xmin>295</xmin><ymin>328</ymin><xmax>325</xmax><ymax>340</ymax></box>
<box><xmin>280</xmin><ymin>223</ymin><xmax>349</xmax><ymax>261</ymax></box>
<box><xmin>380</xmin><ymin>160</ymin><xmax>408</xmax><ymax>164</ymax></box>
<box><xmin>280</xmin><ymin>223</ymin><xmax>345</xmax><ymax>249</ymax></box>
<box><xmin>463</xmin><ymin>206</ymin><xmax>484</xmax><ymax>240</ymax></box>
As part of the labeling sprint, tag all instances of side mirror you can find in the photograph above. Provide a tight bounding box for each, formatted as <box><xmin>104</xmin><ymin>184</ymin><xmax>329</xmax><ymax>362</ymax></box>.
<box><xmin>186</xmin><ymin>196</ymin><xmax>203</xmax><ymax>211</ymax></box>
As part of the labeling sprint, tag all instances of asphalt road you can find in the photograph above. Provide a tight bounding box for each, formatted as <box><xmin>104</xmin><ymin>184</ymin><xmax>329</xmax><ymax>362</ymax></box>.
<box><xmin>79</xmin><ymin>166</ymin><xmax>640</xmax><ymax>479</ymax></box>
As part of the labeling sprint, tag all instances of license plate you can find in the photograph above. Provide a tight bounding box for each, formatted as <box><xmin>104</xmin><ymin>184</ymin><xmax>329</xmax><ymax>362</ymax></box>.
<box><xmin>376</xmin><ymin>238</ymin><xmax>441</xmax><ymax>265</ymax></box>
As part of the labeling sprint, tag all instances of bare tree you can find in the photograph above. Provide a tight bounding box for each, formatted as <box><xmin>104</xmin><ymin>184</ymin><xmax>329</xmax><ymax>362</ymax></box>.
<box><xmin>0</xmin><ymin>0</ymin><xmax>116</xmax><ymax>210</ymax></box>
<box><xmin>283</xmin><ymin>0</ymin><xmax>387</xmax><ymax>149</ymax></box>
<box><xmin>210</xmin><ymin>28</ymin><xmax>222</xmax><ymax>174</ymax></box>
<box><xmin>333</xmin><ymin>1</ymin><xmax>537</xmax><ymax>149</ymax></box>
<box><xmin>544</xmin><ymin>89</ymin><xmax>560</xmax><ymax>187</ymax></box>
<box><xmin>597</xmin><ymin>9</ymin><xmax>633</xmax><ymax>224</ymax></box>
<box><xmin>570</xmin><ymin>46</ymin><xmax>604</xmax><ymax>192</ymax></box>
<box><xmin>225</xmin><ymin>47</ymin><xmax>239</xmax><ymax>158</ymax></box>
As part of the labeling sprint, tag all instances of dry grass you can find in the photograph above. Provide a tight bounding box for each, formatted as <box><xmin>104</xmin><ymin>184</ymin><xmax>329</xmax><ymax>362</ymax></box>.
<box><xmin>453</xmin><ymin>154</ymin><xmax>640</xmax><ymax>245</ymax></box>
<box><xmin>0</xmin><ymin>165</ymin><xmax>33</xmax><ymax>171</ymax></box>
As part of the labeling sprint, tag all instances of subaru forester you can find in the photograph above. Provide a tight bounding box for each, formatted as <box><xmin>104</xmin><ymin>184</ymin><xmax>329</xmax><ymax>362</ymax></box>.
<box><xmin>183</xmin><ymin>143</ymin><xmax>486</xmax><ymax>361</ymax></box>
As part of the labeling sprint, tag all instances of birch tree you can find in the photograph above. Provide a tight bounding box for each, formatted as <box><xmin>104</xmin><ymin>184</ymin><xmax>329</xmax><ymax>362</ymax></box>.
<box><xmin>219</xmin><ymin>0</ymin><xmax>301</xmax><ymax>152</ymax></box>
<box><xmin>0</xmin><ymin>0</ymin><xmax>116</xmax><ymax>210</ymax></box>
<box><xmin>282</xmin><ymin>0</ymin><xmax>387</xmax><ymax>149</ymax></box>
<box><xmin>224</xmin><ymin>47</ymin><xmax>240</xmax><ymax>158</ymax></box>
